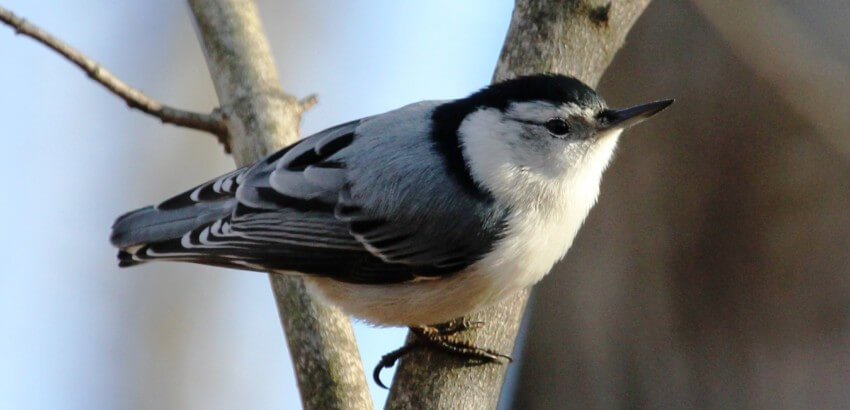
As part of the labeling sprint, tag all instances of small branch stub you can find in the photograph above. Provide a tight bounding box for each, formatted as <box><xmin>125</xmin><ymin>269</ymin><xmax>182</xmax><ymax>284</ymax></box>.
<box><xmin>298</xmin><ymin>94</ymin><xmax>319</xmax><ymax>113</ymax></box>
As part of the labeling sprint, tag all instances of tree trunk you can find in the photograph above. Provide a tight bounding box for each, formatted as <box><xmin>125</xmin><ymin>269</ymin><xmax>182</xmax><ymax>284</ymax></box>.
<box><xmin>186</xmin><ymin>1</ymin><xmax>372</xmax><ymax>409</ymax></box>
<box><xmin>385</xmin><ymin>1</ymin><xmax>653</xmax><ymax>408</ymax></box>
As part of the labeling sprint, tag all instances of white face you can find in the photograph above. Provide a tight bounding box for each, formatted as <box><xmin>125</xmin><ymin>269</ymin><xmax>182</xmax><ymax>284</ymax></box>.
<box><xmin>459</xmin><ymin>100</ymin><xmax>622</xmax><ymax>207</ymax></box>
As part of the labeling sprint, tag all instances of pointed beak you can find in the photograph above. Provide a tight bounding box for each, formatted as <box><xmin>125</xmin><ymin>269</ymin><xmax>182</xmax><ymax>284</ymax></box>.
<box><xmin>599</xmin><ymin>99</ymin><xmax>674</xmax><ymax>130</ymax></box>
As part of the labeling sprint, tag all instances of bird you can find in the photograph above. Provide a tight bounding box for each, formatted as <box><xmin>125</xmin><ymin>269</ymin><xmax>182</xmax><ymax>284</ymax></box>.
<box><xmin>110</xmin><ymin>73</ymin><xmax>672</xmax><ymax>386</ymax></box>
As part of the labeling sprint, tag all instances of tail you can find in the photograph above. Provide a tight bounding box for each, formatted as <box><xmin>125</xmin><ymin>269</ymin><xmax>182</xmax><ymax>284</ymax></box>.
<box><xmin>110</xmin><ymin>169</ymin><xmax>244</xmax><ymax>267</ymax></box>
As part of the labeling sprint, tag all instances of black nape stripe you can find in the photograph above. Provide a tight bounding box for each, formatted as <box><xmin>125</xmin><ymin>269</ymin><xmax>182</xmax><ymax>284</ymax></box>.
<box><xmin>430</xmin><ymin>100</ymin><xmax>489</xmax><ymax>200</ymax></box>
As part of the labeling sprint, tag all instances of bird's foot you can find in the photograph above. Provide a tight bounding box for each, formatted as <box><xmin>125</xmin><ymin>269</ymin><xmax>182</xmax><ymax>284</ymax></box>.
<box><xmin>372</xmin><ymin>319</ymin><xmax>512</xmax><ymax>389</ymax></box>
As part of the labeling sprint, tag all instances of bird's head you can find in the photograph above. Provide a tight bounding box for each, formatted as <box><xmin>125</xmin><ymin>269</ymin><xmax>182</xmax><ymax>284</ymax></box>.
<box><xmin>437</xmin><ymin>74</ymin><xmax>672</xmax><ymax>204</ymax></box>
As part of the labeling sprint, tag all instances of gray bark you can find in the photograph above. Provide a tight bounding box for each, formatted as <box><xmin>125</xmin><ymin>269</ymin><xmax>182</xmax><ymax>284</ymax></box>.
<box><xmin>385</xmin><ymin>1</ymin><xmax>652</xmax><ymax>409</ymax></box>
<box><xmin>186</xmin><ymin>1</ymin><xmax>373</xmax><ymax>409</ymax></box>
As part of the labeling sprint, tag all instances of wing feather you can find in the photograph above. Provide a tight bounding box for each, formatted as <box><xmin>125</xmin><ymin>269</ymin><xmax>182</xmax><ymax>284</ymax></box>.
<box><xmin>125</xmin><ymin>103</ymin><xmax>510</xmax><ymax>284</ymax></box>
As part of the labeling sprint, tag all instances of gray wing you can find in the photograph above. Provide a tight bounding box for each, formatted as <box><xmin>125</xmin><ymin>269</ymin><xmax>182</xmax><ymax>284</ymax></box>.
<box><xmin>132</xmin><ymin>102</ymin><xmax>509</xmax><ymax>284</ymax></box>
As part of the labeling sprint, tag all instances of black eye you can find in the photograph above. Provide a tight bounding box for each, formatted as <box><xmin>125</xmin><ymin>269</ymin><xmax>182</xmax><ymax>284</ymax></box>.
<box><xmin>544</xmin><ymin>119</ymin><xmax>570</xmax><ymax>135</ymax></box>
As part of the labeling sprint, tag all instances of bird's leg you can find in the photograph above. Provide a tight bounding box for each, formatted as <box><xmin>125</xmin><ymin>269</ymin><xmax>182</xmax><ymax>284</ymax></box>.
<box><xmin>409</xmin><ymin>324</ymin><xmax>512</xmax><ymax>362</ymax></box>
<box><xmin>372</xmin><ymin>320</ymin><xmax>512</xmax><ymax>389</ymax></box>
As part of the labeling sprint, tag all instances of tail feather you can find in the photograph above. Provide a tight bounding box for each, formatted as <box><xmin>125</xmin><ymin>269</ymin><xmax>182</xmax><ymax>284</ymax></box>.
<box><xmin>117</xmin><ymin>249</ymin><xmax>143</xmax><ymax>267</ymax></box>
<box><xmin>110</xmin><ymin>196</ymin><xmax>238</xmax><ymax>268</ymax></box>
<box><xmin>110</xmin><ymin>200</ymin><xmax>236</xmax><ymax>248</ymax></box>
<box><xmin>110</xmin><ymin>168</ymin><xmax>248</xmax><ymax>267</ymax></box>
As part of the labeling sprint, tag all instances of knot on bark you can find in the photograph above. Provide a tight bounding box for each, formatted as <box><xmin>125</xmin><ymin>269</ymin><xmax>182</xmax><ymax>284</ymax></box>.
<box><xmin>586</xmin><ymin>2</ymin><xmax>611</xmax><ymax>28</ymax></box>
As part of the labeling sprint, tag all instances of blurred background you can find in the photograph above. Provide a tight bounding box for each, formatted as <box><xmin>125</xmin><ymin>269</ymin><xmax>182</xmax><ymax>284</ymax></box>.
<box><xmin>0</xmin><ymin>1</ymin><xmax>847</xmax><ymax>409</ymax></box>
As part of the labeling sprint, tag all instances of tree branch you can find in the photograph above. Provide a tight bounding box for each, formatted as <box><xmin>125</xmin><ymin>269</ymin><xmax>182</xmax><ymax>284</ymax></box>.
<box><xmin>185</xmin><ymin>1</ymin><xmax>372</xmax><ymax>409</ymax></box>
<box><xmin>385</xmin><ymin>0</ymin><xmax>653</xmax><ymax>408</ymax></box>
<box><xmin>0</xmin><ymin>5</ymin><xmax>229</xmax><ymax>148</ymax></box>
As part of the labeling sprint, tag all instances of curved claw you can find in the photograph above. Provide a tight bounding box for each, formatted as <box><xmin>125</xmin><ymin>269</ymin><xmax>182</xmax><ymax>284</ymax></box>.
<box><xmin>372</xmin><ymin>362</ymin><xmax>390</xmax><ymax>390</ymax></box>
<box><xmin>372</xmin><ymin>341</ymin><xmax>422</xmax><ymax>389</ymax></box>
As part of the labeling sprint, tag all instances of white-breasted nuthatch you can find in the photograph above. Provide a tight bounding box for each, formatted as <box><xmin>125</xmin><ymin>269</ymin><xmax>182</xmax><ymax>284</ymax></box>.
<box><xmin>111</xmin><ymin>74</ymin><xmax>671</xmax><ymax>381</ymax></box>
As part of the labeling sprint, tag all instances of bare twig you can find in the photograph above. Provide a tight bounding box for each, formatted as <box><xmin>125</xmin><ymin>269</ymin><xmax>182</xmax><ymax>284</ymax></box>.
<box><xmin>0</xmin><ymin>5</ymin><xmax>230</xmax><ymax>148</ymax></box>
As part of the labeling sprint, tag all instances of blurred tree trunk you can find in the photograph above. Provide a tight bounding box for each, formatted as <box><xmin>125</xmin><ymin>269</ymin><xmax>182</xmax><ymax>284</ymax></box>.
<box><xmin>511</xmin><ymin>1</ymin><xmax>850</xmax><ymax>408</ymax></box>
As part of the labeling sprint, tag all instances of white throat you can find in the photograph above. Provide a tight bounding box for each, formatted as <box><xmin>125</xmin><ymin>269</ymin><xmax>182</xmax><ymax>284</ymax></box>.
<box><xmin>458</xmin><ymin>107</ymin><xmax>622</xmax><ymax>299</ymax></box>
